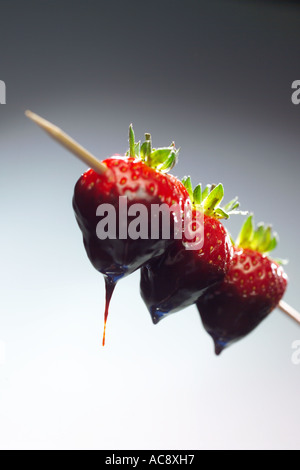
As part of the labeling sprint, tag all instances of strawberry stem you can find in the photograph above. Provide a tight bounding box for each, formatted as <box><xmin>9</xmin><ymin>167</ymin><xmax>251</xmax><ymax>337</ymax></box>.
<box><xmin>141</xmin><ymin>133</ymin><xmax>152</xmax><ymax>161</ymax></box>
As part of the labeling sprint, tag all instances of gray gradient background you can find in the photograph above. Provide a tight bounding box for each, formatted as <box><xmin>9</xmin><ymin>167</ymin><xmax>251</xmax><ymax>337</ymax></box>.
<box><xmin>0</xmin><ymin>0</ymin><xmax>300</xmax><ymax>450</ymax></box>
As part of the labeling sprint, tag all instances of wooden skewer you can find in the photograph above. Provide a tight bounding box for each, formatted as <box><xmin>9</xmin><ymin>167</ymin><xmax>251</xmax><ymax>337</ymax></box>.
<box><xmin>25</xmin><ymin>110</ymin><xmax>107</xmax><ymax>175</ymax></box>
<box><xmin>278</xmin><ymin>300</ymin><xmax>300</xmax><ymax>325</ymax></box>
<box><xmin>25</xmin><ymin>110</ymin><xmax>300</xmax><ymax>330</ymax></box>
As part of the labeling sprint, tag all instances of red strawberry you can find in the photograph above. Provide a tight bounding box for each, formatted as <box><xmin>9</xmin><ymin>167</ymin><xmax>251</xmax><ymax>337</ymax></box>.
<box><xmin>73</xmin><ymin>126</ymin><xmax>190</xmax><ymax>344</ymax></box>
<box><xmin>197</xmin><ymin>215</ymin><xmax>288</xmax><ymax>355</ymax></box>
<box><xmin>140</xmin><ymin>179</ymin><xmax>242</xmax><ymax>324</ymax></box>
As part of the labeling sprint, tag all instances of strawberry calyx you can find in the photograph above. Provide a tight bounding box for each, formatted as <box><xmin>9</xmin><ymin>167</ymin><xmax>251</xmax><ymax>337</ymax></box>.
<box><xmin>126</xmin><ymin>124</ymin><xmax>179</xmax><ymax>173</ymax></box>
<box><xmin>235</xmin><ymin>214</ymin><xmax>288</xmax><ymax>265</ymax></box>
<box><xmin>235</xmin><ymin>214</ymin><xmax>278</xmax><ymax>255</ymax></box>
<box><xmin>181</xmin><ymin>176</ymin><xmax>245</xmax><ymax>220</ymax></box>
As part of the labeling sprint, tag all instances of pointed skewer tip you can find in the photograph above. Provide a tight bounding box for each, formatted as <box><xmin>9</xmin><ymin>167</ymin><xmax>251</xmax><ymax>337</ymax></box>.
<box><xmin>24</xmin><ymin>109</ymin><xmax>107</xmax><ymax>175</ymax></box>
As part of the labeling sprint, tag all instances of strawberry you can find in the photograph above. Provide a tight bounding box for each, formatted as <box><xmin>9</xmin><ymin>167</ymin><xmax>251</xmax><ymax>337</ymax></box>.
<box><xmin>197</xmin><ymin>215</ymin><xmax>288</xmax><ymax>355</ymax></box>
<box><xmin>72</xmin><ymin>126</ymin><xmax>190</xmax><ymax>343</ymax></box>
<box><xmin>140</xmin><ymin>179</ymin><xmax>242</xmax><ymax>324</ymax></box>
<box><xmin>25</xmin><ymin>111</ymin><xmax>295</xmax><ymax>348</ymax></box>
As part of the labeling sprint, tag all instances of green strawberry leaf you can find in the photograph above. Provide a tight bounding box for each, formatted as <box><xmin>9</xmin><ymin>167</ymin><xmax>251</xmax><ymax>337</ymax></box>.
<box><xmin>126</xmin><ymin>126</ymin><xmax>179</xmax><ymax>173</ymax></box>
<box><xmin>201</xmin><ymin>184</ymin><xmax>212</xmax><ymax>201</ymax></box>
<box><xmin>214</xmin><ymin>207</ymin><xmax>230</xmax><ymax>219</ymax></box>
<box><xmin>236</xmin><ymin>214</ymin><xmax>254</xmax><ymax>248</ymax></box>
<box><xmin>157</xmin><ymin>148</ymin><xmax>179</xmax><ymax>172</ymax></box>
<box><xmin>251</xmin><ymin>223</ymin><xmax>265</xmax><ymax>250</ymax></box>
<box><xmin>267</xmin><ymin>234</ymin><xmax>278</xmax><ymax>253</ymax></box>
<box><xmin>236</xmin><ymin>216</ymin><xmax>282</xmax><ymax>256</ymax></box>
<box><xmin>260</xmin><ymin>225</ymin><xmax>272</xmax><ymax>253</ymax></box>
<box><xmin>140</xmin><ymin>134</ymin><xmax>152</xmax><ymax>160</ymax></box>
<box><xmin>134</xmin><ymin>141</ymin><xmax>141</xmax><ymax>158</ymax></box>
<box><xmin>183</xmin><ymin>176</ymin><xmax>193</xmax><ymax>199</ymax></box>
<box><xmin>202</xmin><ymin>183</ymin><xmax>224</xmax><ymax>215</ymax></box>
<box><xmin>181</xmin><ymin>178</ymin><xmax>244</xmax><ymax>221</ymax></box>
<box><xmin>193</xmin><ymin>184</ymin><xmax>202</xmax><ymax>205</ymax></box>
<box><xmin>223</xmin><ymin>197</ymin><xmax>240</xmax><ymax>212</ymax></box>
<box><xmin>129</xmin><ymin>124</ymin><xmax>135</xmax><ymax>158</ymax></box>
